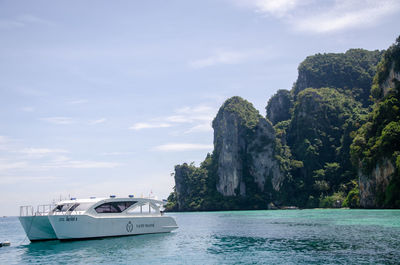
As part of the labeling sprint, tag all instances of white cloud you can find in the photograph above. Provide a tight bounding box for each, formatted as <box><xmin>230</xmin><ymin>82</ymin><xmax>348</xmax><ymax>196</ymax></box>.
<box><xmin>130</xmin><ymin>104</ymin><xmax>216</xmax><ymax>134</ymax></box>
<box><xmin>0</xmin><ymin>156</ymin><xmax>121</xmax><ymax>171</ymax></box>
<box><xmin>26</xmin><ymin>153</ymin><xmax>122</xmax><ymax>169</ymax></box>
<box><xmin>190</xmin><ymin>50</ymin><xmax>250</xmax><ymax>68</ymax></box>
<box><xmin>238</xmin><ymin>0</ymin><xmax>300</xmax><ymax>17</ymax></box>
<box><xmin>233</xmin><ymin>0</ymin><xmax>400</xmax><ymax>33</ymax></box>
<box><xmin>129</xmin><ymin>122</ymin><xmax>172</xmax><ymax>130</ymax></box>
<box><xmin>154</xmin><ymin>143</ymin><xmax>214</xmax><ymax>152</ymax></box>
<box><xmin>101</xmin><ymin>152</ymin><xmax>135</xmax><ymax>156</ymax></box>
<box><xmin>189</xmin><ymin>48</ymin><xmax>274</xmax><ymax>69</ymax></box>
<box><xmin>294</xmin><ymin>0</ymin><xmax>400</xmax><ymax>33</ymax></box>
<box><xmin>0</xmin><ymin>161</ymin><xmax>28</xmax><ymax>170</ymax></box>
<box><xmin>0</xmin><ymin>175</ymin><xmax>59</xmax><ymax>185</ymax></box>
<box><xmin>21</xmin><ymin>106</ymin><xmax>35</xmax><ymax>112</ymax></box>
<box><xmin>40</xmin><ymin>117</ymin><xmax>74</xmax><ymax>125</ymax></box>
<box><xmin>0</xmin><ymin>136</ymin><xmax>18</xmax><ymax>151</ymax></box>
<box><xmin>89</xmin><ymin>118</ymin><xmax>106</xmax><ymax>125</ymax></box>
<box><xmin>68</xmin><ymin>99</ymin><xmax>88</xmax><ymax>105</ymax></box>
<box><xmin>17</xmin><ymin>15</ymin><xmax>54</xmax><ymax>26</ymax></box>
<box><xmin>41</xmin><ymin>160</ymin><xmax>121</xmax><ymax>169</ymax></box>
<box><xmin>165</xmin><ymin>115</ymin><xmax>191</xmax><ymax>123</ymax></box>
<box><xmin>0</xmin><ymin>136</ymin><xmax>10</xmax><ymax>144</ymax></box>
<box><xmin>0</xmin><ymin>138</ymin><xmax>121</xmax><ymax>181</ymax></box>
<box><xmin>169</xmin><ymin>105</ymin><xmax>216</xmax><ymax>124</ymax></box>
<box><xmin>0</xmin><ymin>20</ymin><xmax>24</xmax><ymax>29</ymax></box>
<box><xmin>0</xmin><ymin>14</ymin><xmax>54</xmax><ymax>30</ymax></box>
<box><xmin>176</xmin><ymin>105</ymin><xmax>215</xmax><ymax>115</ymax></box>
<box><xmin>19</xmin><ymin>148</ymin><xmax>68</xmax><ymax>158</ymax></box>
<box><xmin>184</xmin><ymin>123</ymin><xmax>213</xmax><ymax>134</ymax></box>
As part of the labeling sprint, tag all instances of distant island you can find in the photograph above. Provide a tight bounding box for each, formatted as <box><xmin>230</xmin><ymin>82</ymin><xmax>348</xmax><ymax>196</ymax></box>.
<box><xmin>166</xmin><ymin>35</ymin><xmax>400</xmax><ymax>211</ymax></box>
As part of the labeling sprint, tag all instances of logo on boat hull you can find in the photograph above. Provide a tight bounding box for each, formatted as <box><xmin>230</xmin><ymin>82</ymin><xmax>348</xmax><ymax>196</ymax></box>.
<box><xmin>126</xmin><ymin>221</ymin><xmax>133</xmax><ymax>232</ymax></box>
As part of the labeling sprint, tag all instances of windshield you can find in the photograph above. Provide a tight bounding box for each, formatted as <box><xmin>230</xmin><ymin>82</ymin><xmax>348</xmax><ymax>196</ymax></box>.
<box><xmin>69</xmin><ymin>203</ymin><xmax>94</xmax><ymax>212</ymax></box>
<box><xmin>52</xmin><ymin>203</ymin><xmax>73</xmax><ymax>212</ymax></box>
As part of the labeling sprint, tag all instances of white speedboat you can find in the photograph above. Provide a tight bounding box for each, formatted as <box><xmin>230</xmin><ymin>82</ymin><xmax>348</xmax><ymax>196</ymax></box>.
<box><xmin>19</xmin><ymin>196</ymin><xmax>178</xmax><ymax>241</ymax></box>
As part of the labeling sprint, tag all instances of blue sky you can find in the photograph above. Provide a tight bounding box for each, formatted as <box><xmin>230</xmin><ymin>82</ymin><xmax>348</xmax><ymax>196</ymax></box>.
<box><xmin>1</xmin><ymin>0</ymin><xmax>400</xmax><ymax>215</ymax></box>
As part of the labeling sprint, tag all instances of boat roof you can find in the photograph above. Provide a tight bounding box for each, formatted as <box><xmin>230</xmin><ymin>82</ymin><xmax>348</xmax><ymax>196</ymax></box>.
<box><xmin>57</xmin><ymin>197</ymin><xmax>166</xmax><ymax>205</ymax></box>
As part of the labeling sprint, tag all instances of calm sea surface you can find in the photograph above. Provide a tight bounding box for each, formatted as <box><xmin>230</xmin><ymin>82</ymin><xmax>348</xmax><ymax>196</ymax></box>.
<box><xmin>1</xmin><ymin>209</ymin><xmax>400</xmax><ymax>264</ymax></box>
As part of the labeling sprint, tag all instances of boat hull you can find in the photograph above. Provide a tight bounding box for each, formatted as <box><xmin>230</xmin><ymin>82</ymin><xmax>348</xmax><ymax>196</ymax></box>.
<box><xmin>48</xmin><ymin>214</ymin><xmax>178</xmax><ymax>240</ymax></box>
<box><xmin>19</xmin><ymin>216</ymin><xmax>57</xmax><ymax>241</ymax></box>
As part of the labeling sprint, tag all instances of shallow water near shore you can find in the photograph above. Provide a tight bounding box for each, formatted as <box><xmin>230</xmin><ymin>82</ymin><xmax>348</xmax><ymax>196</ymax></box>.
<box><xmin>1</xmin><ymin>209</ymin><xmax>400</xmax><ymax>264</ymax></box>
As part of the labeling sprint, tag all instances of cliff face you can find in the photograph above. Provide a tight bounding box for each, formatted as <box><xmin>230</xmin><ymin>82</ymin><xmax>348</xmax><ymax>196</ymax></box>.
<box><xmin>266</xmin><ymin>89</ymin><xmax>293</xmax><ymax>125</ymax></box>
<box><xmin>352</xmin><ymin>37</ymin><xmax>400</xmax><ymax>208</ymax></box>
<box><xmin>213</xmin><ymin>110</ymin><xmax>246</xmax><ymax>196</ymax></box>
<box><xmin>174</xmin><ymin>164</ymin><xmax>192</xmax><ymax>210</ymax></box>
<box><xmin>382</xmin><ymin>66</ymin><xmax>400</xmax><ymax>96</ymax></box>
<box><xmin>359</xmin><ymin>158</ymin><xmax>395</xmax><ymax>208</ymax></box>
<box><xmin>248</xmin><ymin>119</ymin><xmax>283</xmax><ymax>192</ymax></box>
<box><xmin>213</xmin><ymin>96</ymin><xmax>283</xmax><ymax>197</ymax></box>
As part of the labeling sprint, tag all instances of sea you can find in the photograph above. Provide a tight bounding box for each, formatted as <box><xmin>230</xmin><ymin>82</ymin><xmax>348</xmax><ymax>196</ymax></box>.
<box><xmin>1</xmin><ymin>209</ymin><xmax>400</xmax><ymax>264</ymax></box>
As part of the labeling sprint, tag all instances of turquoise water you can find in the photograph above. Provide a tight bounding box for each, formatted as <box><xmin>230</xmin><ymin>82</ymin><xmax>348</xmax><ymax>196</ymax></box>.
<box><xmin>1</xmin><ymin>209</ymin><xmax>400</xmax><ymax>264</ymax></box>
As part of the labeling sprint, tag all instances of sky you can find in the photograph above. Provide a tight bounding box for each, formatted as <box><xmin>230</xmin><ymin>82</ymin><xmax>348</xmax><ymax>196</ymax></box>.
<box><xmin>1</xmin><ymin>0</ymin><xmax>400</xmax><ymax>216</ymax></box>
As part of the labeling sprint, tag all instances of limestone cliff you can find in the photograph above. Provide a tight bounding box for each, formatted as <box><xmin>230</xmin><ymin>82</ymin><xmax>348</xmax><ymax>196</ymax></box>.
<box><xmin>266</xmin><ymin>89</ymin><xmax>293</xmax><ymax>125</ymax></box>
<box><xmin>169</xmin><ymin>96</ymin><xmax>285</xmax><ymax>211</ymax></box>
<box><xmin>174</xmin><ymin>164</ymin><xmax>192</xmax><ymax>211</ymax></box>
<box><xmin>359</xmin><ymin>158</ymin><xmax>395</xmax><ymax>208</ymax></box>
<box><xmin>352</xmin><ymin>36</ymin><xmax>400</xmax><ymax>208</ymax></box>
<box><xmin>212</xmin><ymin>96</ymin><xmax>283</xmax><ymax>197</ymax></box>
<box><xmin>381</xmin><ymin>66</ymin><xmax>400</xmax><ymax>96</ymax></box>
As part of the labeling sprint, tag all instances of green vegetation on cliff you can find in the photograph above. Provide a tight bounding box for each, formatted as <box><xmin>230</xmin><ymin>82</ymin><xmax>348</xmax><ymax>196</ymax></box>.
<box><xmin>293</xmin><ymin>49</ymin><xmax>383</xmax><ymax>106</ymax></box>
<box><xmin>286</xmin><ymin>87</ymin><xmax>367</xmax><ymax>207</ymax></box>
<box><xmin>213</xmin><ymin>96</ymin><xmax>261</xmax><ymax>129</ymax></box>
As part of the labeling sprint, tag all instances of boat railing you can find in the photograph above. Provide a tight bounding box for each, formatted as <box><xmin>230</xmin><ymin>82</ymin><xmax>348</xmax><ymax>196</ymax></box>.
<box><xmin>20</xmin><ymin>205</ymin><xmax>54</xmax><ymax>216</ymax></box>
<box><xmin>36</xmin><ymin>204</ymin><xmax>54</xmax><ymax>216</ymax></box>
<box><xmin>20</xmin><ymin>205</ymin><xmax>34</xmax><ymax>217</ymax></box>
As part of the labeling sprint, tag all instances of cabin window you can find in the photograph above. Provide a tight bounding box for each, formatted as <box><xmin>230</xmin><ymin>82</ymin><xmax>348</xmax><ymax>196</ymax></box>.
<box><xmin>68</xmin><ymin>203</ymin><xmax>93</xmax><ymax>212</ymax></box>
<box><xmin>68</xmin><ymin>203</ymin><xmax>79</xmax><ymax>212</ymax></box>
<box><xmin>95</xmin><ymin>201</ymin><xmax>136</xmax><ymax>213</ymax></box>
<box><xmin>53</xmin><ymin>203</ymin><xmax>73</xmax><ymax>212</ymax></box>
<box><xmin>115</xmin><ymin>201</ymin><xmax>136</xmax><ymax>211</ymax></box>
<box><xmin>126</xmin><ymin>202</ymin><xmax>157</xmax><ymax>214</ymax></box>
